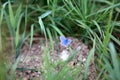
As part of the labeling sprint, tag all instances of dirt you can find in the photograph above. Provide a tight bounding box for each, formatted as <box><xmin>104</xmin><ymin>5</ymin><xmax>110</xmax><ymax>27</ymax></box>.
<box><xmin>8</xmin><ymin>37</ymin><xmax>97</xmax><ymax>80</ymax></box>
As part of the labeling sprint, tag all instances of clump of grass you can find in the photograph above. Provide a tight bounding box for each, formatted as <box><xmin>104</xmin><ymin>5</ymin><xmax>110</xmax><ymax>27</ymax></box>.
<box><xmin>103</xmin><ymin>42</ymin><xmax>120</xmax><ymax>80</ymax></box>
<box><xmin>41</xmin><ymin>43</ymin><xmax>87</xmax><ymax>80</ymax></box>
<box><xmin>0</xmin><ymin>1</ymin><xmax>26</xmax><ymax>79</ymax></box>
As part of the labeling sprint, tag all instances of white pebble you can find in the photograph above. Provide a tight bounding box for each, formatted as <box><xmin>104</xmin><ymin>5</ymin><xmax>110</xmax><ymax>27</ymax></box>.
<box><xmin>59</xmin><ymin>50</ymin><xmax>69</xmax><ymax>61</ymax></box>
<box><xmin>77</xmin><ymin>46</ymin><xmax>82</xmax><ymax>51</ymax></box>
<box><xmin>82</xmin><ymin>58</ymin><xmax>86</xmax><ymax>62</ymax></box>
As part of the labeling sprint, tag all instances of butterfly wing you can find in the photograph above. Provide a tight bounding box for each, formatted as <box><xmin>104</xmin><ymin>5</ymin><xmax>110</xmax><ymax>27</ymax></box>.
<box><xmin>60</xmin><ymin>36</ymin><xmax>66</xmax><ymax>47</ymax></box>
<box><xmin>65</xmin><ymin>38</ymin><xmax>72</xmax><ymax>47</ymax></box>
<box><xmin>60</xmin><ymin>36</ymin><xmax>72</xmax><ymax>47</ymax></box>
<box><xmin>60</xmin><ymin>36</ymin><xmax>66</xmax><ymax>42</ymax></box>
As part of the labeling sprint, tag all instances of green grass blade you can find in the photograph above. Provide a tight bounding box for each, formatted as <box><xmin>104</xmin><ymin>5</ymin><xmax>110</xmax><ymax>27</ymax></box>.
<box><xmin>10</xmin><ymin>56</ymin><xmax>20</xmax><ymax>80</ymax></box>
<box><xmin>110</xmin><ymin>34</ymin><xmax>120</xmax><ymax>46</ymax></box>
<box><xmin>97</xmin><ymin>67</ymin><xmax>106</xmax><ymax>80</ymax></box>
<box><xmin>8</xmin><ymin>1</ymin><xmax>15</xmax><ymax>28</ymax></box>
<box><xmin>15</xmin><ymin>4</ymin><xmax>22</xmax><ymax>22</ymax></box>
<box><xmin>38</xmin><ymin>17</ymin><xmax>47</xmax><ymax>40</ymax></box>
<box><xmin>15</xmin><ymin>13</ymin><xmax>23</xmax><ymax>46</ymax></box>
<box><xmin>108</xmin><ymin>42</ymin><xmax>120</xmax><ymax>80</ymax></box>
<box><xmin>92</xmin><ymin>20</ymin><xmax>102</xmax><ymax>36</ymax></box>
<box><xmin>49</xmin><ymin>24</ymin><xmax>64</xmax><ymax>36</ymax></box>
<box><xmin>87</xmin><ymin>3</ymin><xmax>120</xmax><ymax>18</ymax></box>
<box><xmin>30</xmin><ymin>24</ymin><xmax>34</xmax><ymax>48</ymax></box>
<box><xmin>95</xmin><ymin>0</ymin><xmax>113</xmax><ymax>5</ymax></box>
<box><xmin>4</xmin><ymin>10</ymin><xmax>15</xmax><ymax>40</ymax></box>
<box><xmin>67</xmin><ymin>47</ymin><xmax>80</xmax><ymax>63</ymax></box>
<box><xmin>83</xmin><ymin>39</ymin><xmax>95</xmax><ymax>79</ymax></box>
<box><xmin>0</xmin><ymin>6</ymin><xmax>4</xmax><ymax>52</ymax></box>
<box><xmin>0</xmin><ymin>56</ymin><xmax>7</xmax><ymax>80</ymax></box>
<box><xmin>15</xmin><ymin>33</ymin><xmax>25</xmax><ymax>59</ymax></box>
<box><xmin>103</xmin><ymin>9</ymin><xmax>113</xmax><ymax>54</ymax></box>
<box><xmin>42</xmin><ymin>47</ymin><xmax>52</xmax><ymax>80</ymax></box>
<box><xmin>40</xmin><ymin>11</ymin><xmax>52</xmax><ymax>19</ymax></box>
<box><xmin>46</xmin><ymin>28</ymin><xmax>54</xmax><ymax>52</ymax></box>
<box><xmin>82</xmin><ymin>0</ymin><xmax>88</xmax><ymax>16</ymax></box>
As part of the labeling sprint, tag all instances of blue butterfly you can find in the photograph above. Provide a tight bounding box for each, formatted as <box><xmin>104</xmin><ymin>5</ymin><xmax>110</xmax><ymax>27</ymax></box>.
<box><xmin>60</xmin><ymin>36</ymin><xmax>72</xmax><ymax>47</ymax></box>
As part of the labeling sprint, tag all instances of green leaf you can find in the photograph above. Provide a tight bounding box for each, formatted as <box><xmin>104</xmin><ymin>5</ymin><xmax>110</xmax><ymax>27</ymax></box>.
<box><xmin>15</xmin><ymin>13</ymin><xmax>23</xmax><ymax>46</ymax></box>
<box><xmin>10</xmin><ymin>56</ymin><xmax>20</xmax><ymax>80</ymax></box>
<box><xmin>108</xmin><ymin>42</ymin><xmax>120</xmax><ymax>80</ymax></box>
<box><xmin>30</xmin><ymin>24</ymin><xmax>34</xmax><ymax>48</ymax></box>
<box><xmin>46</xmin><ymin>28</ymin><xmax>54</xmax><ymax>52</ymax></box>
<box><xmin>83</xmin><ymin>39</ymin><xmax>95</xmax><ymax>79</ymax></box>
<box><xmin>4</xmin><ymin>10</ymin><xmax>15</xmax><ymax>40</ymax></box>
<box><xmin>40</xmin><ymin>11</ymin><xmax>52</xmax><ymax>19</ymax></box>
<box><xmin>38</xmin><ymin>17</ymin><xmax>47</xmax><ymax>40</ymax></box>
<box><xmin>15</xmin><ymin>4</ymin><xmax>22</xmax><ymax>20</ymax></box>
<box><xmin>8</xmin><ymin>1</ymin><xmax>15</xmax><ymax>28</ymax></box>
<box><xmin>110</xmin><ymin>34</ymin><xmax>120</xmax><ymax>46</ymax></box>
<box><xmin>15</xmin><ymin>33</ymin><xmax>25</xmax><ymax>59</ymax></box>
<box><xmin>49</xmin><ymin>24</ymin><xmax>64</xmax><ymax>36</ymax></box>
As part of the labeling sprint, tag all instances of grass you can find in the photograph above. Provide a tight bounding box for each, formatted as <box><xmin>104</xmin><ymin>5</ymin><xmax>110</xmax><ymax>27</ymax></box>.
<box><xmin>0</xmin><ymin>0</ymin><xmax>120</xmax><ymax>80</ymax></box>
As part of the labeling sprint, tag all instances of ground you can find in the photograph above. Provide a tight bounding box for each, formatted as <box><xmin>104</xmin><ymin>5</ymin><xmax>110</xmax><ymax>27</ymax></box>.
<box><xmin>8</xmin><ymin>37</ymin><xmax>97</xmax><ymax>80</ymax></box>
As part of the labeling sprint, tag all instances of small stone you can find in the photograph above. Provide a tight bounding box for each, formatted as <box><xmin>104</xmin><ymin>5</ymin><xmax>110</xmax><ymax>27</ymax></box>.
<box><xmin>31</xmin><ymin>72</ymin><xmax>36</xmax><ymax>77</ymax></box>
<box><xmin>82</xmin><ymin>58</ymin><xmax>86</xmax><ymax>62</ymax></box>
<box><xmin>59</xmin><ymin>50</ymin><xmax>69</xmax><ymax>61</ymax></box>
<box><xmin>38</xmin><ymin>45</ymin><xmax>41</xmax><ymax>48</ymax></box>
<box><xmin>25</xmin><ymin>70</ymin><xmax>31</xmax><ymax>75</ymax></box>
<box><xmin>37</xmin><ymin>71</ymin><xmax>41</xmax><ymax>75</ymax></box>
<box><xmin>77</xmin><ymin>46</ymin><xmax>82</xmax><ymax>50</ymax></box>
<box><xmin>23</xmin><ymin>77</ymin><xmax>28</xmax><ymax>80</ymax></box>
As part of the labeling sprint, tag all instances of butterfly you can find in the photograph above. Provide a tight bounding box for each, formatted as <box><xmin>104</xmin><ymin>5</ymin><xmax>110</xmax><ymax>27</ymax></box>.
<box><xmin>60</xmin><ymin>36</ymin><xmax>72</xmax><ymax>47</ymax></box>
